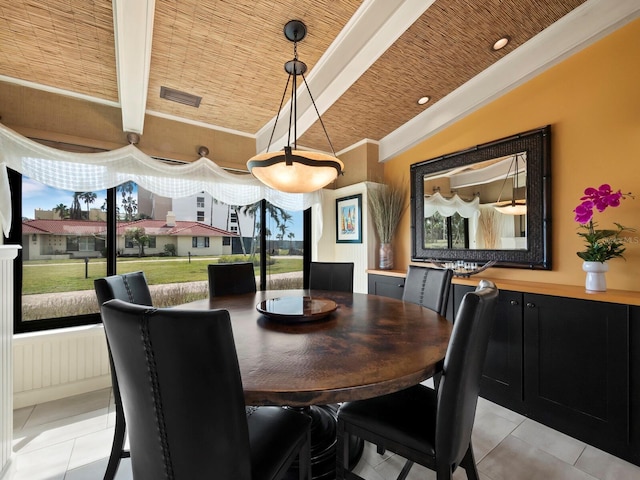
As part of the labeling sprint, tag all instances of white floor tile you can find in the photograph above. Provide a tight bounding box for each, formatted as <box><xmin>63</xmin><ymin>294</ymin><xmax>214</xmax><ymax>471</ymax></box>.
<box><xmin>479</xmin><ymin>435</ymin><xmax>598</xmax><ymax>480</ymax></box>
<box><xmin>12</xmin><ymin>439</ymin><xmax>74</xmax><ymax>480</ymax></box>
<box><xmin>511</xmin><ymin>418</ymin><xmax>586</xmax><ymax>465</ymax></box>
<box><xmin>13</xmin><ymin>406</ymin><xmax>33</xmax><ymax>433</ymax></box>
<box><xmin>13</xmin><ymin>409</ymin><xmax>108</xmax><ymax>456</ymax></box>
<box><xmin>23</xmin><ymin>389</ymin><xmax>110</xmax><ymax>429</ymax></box>
<box><xmin>471</xmin><ymin>408</ymin><xmax>521</xmax><ymax>462</ymax></box>
<box><xmin>476</xmin><ymin>397</ymin><xmax>526</xmax><ymax>425</ymax></box>
<box><xmin>374</xmin><ymin>454</ymin><xmax>436</xmax><ymax>480</ymax></box>
<box><xmin>67</xmin><ymin>427</ymin><xmax>115</xmax><ymax>470</ymax></box>
<box><xmin>357</xmin><ymin>441</ymin><xmax>393</xmax><ymax>468</ymax></box>
<box><xmin>575</xmin><ymin>445</ymin><xmax>640</xmax><ymax>480</ymax></box>
<box><xmin>64</xmin><ymin>458</ymin><xmax>133</xmax><ymax>480</ymax></box>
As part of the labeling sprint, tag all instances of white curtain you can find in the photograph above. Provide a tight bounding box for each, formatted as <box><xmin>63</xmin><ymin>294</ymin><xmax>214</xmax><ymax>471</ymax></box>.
<box><xmin>0</xmin><ymin>123</ymin><xmax>323</xmax><ymax>237</ymax></box>
<box><xmin>423</xmin><ymin>192</ymin><xmax>480</xmax><ymax>218</ymax></box>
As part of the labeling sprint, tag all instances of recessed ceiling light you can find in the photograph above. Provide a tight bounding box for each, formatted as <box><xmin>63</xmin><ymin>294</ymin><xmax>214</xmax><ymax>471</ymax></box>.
<box><xmin>492</xmin><ymin>36</ymin><xmax>510</xmax><ymax>51</ymax></box>
<box><xmin>417</xmin><ymin>96</ymin><xmax>430</xmax><ymax>105</ymax></box>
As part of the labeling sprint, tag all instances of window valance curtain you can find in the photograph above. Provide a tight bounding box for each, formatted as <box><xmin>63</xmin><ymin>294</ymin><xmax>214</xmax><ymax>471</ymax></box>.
<box><xmin>423</xmin><ymin>191</ymin><xmax>480</xmax><ymax>219</ymax></box>
<box><xmin>0</xmin><ymin>123</ymin><xmax>323</xmax><ymax>237</ymax></box>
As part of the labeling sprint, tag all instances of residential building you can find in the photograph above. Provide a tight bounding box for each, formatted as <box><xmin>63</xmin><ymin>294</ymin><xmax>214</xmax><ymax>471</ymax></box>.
<box><xmin>20</xmin><ymin>216</ymin><xmax>236</xmax><ymax>260</ymax></box>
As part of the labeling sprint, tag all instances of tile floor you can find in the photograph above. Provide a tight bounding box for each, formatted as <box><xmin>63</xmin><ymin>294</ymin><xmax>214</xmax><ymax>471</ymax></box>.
<box><xmin>9</xmin><ymin>388</ymin><xmax>640</xmax><ymax>480</ymax></box>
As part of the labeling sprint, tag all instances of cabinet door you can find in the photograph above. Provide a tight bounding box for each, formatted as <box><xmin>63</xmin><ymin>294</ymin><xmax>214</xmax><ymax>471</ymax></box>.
<box><xmin>367</xmin><ymin>274</ymin><xmax>405</xmax><ymax>300</ymax></box>
<box><xmin>453</xmin><ymin>285</ymin><xmax>524</xmax><ymax>409</ymax></box>
<box><xmin>480</xmin><ymin>290</ymin><xmax>524</xmax><ymax>412</ymax></box>
<box><xmin>629</xmin><ymin>306</ymin><xmax>640</xmax><ymax>465</ymax></box>
<box><xmin>524</xmin><ymin>294</ymin><xmax>629</xmax><ymax>451</ymax></box>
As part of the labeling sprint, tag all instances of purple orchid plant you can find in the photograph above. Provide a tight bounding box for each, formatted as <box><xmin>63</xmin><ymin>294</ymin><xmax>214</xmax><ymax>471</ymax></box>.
<box><xmin>573</xmin><ymin>184</ymin><xmax>634</xmax><ymax>262</ymax></box>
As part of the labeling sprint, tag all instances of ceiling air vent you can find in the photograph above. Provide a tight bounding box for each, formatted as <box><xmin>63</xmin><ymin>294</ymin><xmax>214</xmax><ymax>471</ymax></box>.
<box><xmin>159</xmin><ymin>86</ymin><xmax>202</xmax><ymax>107</ymax></box>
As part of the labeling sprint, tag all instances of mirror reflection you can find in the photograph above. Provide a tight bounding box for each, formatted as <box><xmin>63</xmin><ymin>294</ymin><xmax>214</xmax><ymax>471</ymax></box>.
<box><xmin>422</xmin><ymin>152</ymin><xmax>527</xmax><ymax>251</ymax></box>
<box><xmin>410</xmin><ymin>126</ymin><xmax>551</xmax><ymax>269</ymax></box>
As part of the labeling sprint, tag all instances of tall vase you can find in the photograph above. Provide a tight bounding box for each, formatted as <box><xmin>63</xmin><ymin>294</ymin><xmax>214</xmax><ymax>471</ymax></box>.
<box><xmin>582</xmin><ymin>261</ymin><xmax>609</xmax><ymax>292</ymax></box>
<box><xmin>379</xmin><ymin>243</ymin><xmax>394</xmax><ymax>270</ymax></box>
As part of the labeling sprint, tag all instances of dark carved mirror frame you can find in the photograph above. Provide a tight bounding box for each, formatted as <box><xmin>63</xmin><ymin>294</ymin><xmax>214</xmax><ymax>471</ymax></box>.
<box><xmin>410</xmin><ymin>126</ymin><xmax>551</xmax><ymax>269</ymax></box>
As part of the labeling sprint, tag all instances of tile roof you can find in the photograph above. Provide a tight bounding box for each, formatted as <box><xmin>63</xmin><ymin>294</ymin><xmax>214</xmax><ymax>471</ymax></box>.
<box><xmin>22</xmin><ymin>219</ymin><xmax>237</xmax><ymax>237</ymax></box>
<box><xmin>22</xmin><ymin>219</ymin><xmax>106</xmax><ymax>235</ymax></box>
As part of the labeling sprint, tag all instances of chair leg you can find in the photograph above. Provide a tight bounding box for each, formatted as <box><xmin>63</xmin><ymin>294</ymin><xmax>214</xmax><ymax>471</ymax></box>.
<box><xmin>103</xmin><ymin>405</ymin><xmax>127</xmax><ymax>480</ymax></box>
<box><xmin>460</xmin><ymin>443</ymin><xmax>479</xmax><ymax>480</ymax></box>
<box><xmin>396</xmin><ymin>460</ymin><xmax>414</xmax><ymax>480</ymax></box>
<box><xmin>335</xmin><ymin>419</ymin><xmax>349</xmax><ymax>480</ymax></box>
<box><xmin>298</xmin><ymin>428</ymin><xmax>312</xmax><ymax>480</ymax></box>
<box><xmin>436</xmin><ymin>464</ymin><xmax>453</xmax><ymax>480</ymax></box>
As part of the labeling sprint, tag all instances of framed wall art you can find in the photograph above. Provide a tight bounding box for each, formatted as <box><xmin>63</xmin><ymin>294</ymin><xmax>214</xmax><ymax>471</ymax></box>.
<box><xmin>336</xmin><ymin>194</ymin><xmax>362</xmax><ymax>243</ymax></box>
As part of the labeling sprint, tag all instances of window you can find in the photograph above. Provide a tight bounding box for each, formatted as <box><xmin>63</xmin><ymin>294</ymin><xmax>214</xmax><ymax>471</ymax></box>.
<box><xmin>78</xmin><ymin>236</ymin><xmax>95</xmax><ymax>251</ymax></box>
<box><xmin>8</xmin><ymin>170</ymin><xmax>311</xmax><ymax>333</ymax></box>
<box><xmin>197</xmin><ymin>210</ymin><xmax>205</xmax><ymax>222</ymax></box>
<box><xmin>12</xmin><ymin>173</ymin><xmax>108</xmax><ymax>329</ymax></box>
<box><xmin>67</xmin><ymin>236</ymin><xmax>79</xmax><ymax>251</ymax></box>
<box><xmin>230</xmin><ymin>225</ymin><xmax>238</xmax><ymax>233</ymax></box>
<box><xmin>192</xmin><ymin>236</ymin><xmax>210</xmax><ymax>248</ymax></box>
<box><xmin>196</xmin><ymin>196</ymin><xmax>205</xmax><ymax>208</ymax></box>
<box><xmin>424</xmin><ymin>211</ymin><xmax>469</xmax><ymax>249</ymax></box>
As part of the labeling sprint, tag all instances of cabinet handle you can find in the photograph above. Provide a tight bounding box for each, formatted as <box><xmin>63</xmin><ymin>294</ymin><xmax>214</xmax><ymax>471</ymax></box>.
<box><xmin>526</xmin><ymin>302</ymin><xmax>535</xmax><ymax>308</ymax></box>
<box><xmin>399</xmin><ymin>284</ymin><xmax>404</xmax><ymax>288</ymax></box>
<box><xmin>510</xmin><ymin>300</ymin><xmax>519</xmax><ymax>306</ymax></box>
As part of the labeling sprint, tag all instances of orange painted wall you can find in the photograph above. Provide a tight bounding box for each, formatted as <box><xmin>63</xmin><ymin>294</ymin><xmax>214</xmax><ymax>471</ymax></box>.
<box><xmin>385</xmin><ymin>18</ymin><xmax>640</xmax><ymax>292</ymax></box>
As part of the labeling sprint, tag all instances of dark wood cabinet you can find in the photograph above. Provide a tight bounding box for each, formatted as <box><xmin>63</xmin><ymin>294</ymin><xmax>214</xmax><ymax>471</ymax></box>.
<box><xmin>523</xmin><ymin>294</ymin><xmax>630</xmax><ymax>460</ymax></box>
<box><xmin>451</xmin><ymin>285</ymin><xmax>638</xmax><ymax>466</ymax></box>
<box><xmin>629</xmin><ymin>306</ymin><xmax>640</xmax><ymax>463</ymax></box>
<box><xmin>367</xmin><ymin>274</ymin><xmax>405</xmax><ymax>300</ymax></box>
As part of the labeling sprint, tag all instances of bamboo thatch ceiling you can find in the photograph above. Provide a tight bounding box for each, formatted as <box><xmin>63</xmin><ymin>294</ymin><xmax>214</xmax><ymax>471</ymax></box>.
<box><xmin>0</xmin><ymin>0</ymin><xmax>638</xmax><ymax>161</ymax></box>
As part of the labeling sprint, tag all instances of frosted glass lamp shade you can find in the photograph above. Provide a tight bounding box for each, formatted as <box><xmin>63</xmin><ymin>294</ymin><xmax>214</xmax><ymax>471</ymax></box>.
<box><xmin>494</xmin><ymin>201</ymin><xmax>527</xmax><ymax>216</ymax></box>
<box><xmin>248</xmin><ymin>148</ymin><xmax>344</xmax><ymax>193</ymax></box>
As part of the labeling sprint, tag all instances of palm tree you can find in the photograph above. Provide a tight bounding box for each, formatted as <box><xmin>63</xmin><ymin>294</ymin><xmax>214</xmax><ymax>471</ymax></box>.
<box><xmin>79</xmin><ymin>192</ymin><xmax>97</xmax><ymax>218</ymax></box>
<box><xmin>288</xmin><ymin>232</ymin><xmax>295</xmax><ymax>250</ymax></box>
<box><xmin>53</xmin><ymin>203</ymin><xmax>68</xmax><ymax>220</ymax></box>
<box><xmin>118</xmin><ymin>182</ymin><xmax>137</xmax><ymax>221</ymax></box>
<box><xmin>69</xmin><ymin>192</ymin><xmax>83</xmax><ymax>220</ymax></box>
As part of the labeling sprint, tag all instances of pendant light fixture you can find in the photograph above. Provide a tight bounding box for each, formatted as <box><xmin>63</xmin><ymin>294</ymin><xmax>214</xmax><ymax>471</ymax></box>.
<box><xmin>494</xmin><ymin>153</ymin><xmax>527</xmax><ymax>216</ymax></box>
<box><xmin>247</xmin><ymin>20</ymin><xmax>344</xmax><ymax>193</ymax></box>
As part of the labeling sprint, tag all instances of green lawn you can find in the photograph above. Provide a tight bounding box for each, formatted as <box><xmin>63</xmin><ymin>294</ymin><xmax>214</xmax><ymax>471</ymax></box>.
<box><xmin>23</xmin><ymin>256</ymin><xmax>303</xmax><ymax>294</ymax></box>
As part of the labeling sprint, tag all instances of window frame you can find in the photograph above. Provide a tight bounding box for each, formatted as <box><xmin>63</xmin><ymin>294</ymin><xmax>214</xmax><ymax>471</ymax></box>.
<box><xmin>7</xmin><ymin>168</ymin><xmax>311</xmax><ymax>333</ymax></box>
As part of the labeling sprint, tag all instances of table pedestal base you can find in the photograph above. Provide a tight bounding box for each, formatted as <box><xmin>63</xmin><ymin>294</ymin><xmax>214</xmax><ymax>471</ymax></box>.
<box><xmin>285</xmin><ymin>405</ymin><xmax>364</xmax><ymax>480</ymax></box>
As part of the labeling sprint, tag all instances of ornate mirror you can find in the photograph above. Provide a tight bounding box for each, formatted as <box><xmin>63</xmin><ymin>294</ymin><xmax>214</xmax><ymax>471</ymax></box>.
<box><xmin>410</xmin><ymin>126</ymin><xmax>551</xmax><ymax>269</ymax></box>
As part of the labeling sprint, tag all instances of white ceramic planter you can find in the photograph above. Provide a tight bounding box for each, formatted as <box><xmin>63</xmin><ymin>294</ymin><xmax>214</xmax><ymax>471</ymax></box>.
<box><xmin>582</xmin><ymin>261</ymin><xmax>609</xmax><ymax>292</ymax></box>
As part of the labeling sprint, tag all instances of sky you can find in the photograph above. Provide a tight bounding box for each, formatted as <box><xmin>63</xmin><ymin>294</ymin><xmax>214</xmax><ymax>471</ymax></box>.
<box><xmin>21</xmin><ymin>177</ymin><xmax>304</xmax><ymax>239</ymax></box>
<box><xmin>22</xmin><ymin>178</ymin><xmax>107</xmax><ymax>219</ymax></box>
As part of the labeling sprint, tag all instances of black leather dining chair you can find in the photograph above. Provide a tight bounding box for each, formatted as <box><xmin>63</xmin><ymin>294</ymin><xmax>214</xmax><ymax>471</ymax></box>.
<box><xmin>309</xmin><ymin>261</ymin><xmax>354</xmax><ymax>292</ymax></box>
<box><xmin>208</xmin><ymin>261</ymin><xmax>257</xmax><ymax>297</ymax></box>
<box><xmin>94</xmin><ymin>271</ymin><xmax>153</xmax><ymax>480</ymax></box>
<box><xmin>402</xmin><ymin>265</ymin><xmax>453</xmax><ymax>316</ymax></box>
<box><xmin>336</xmin><ymin>280</ymin><xmax>499</xmax><ymax>480</ymax></box>
<box><xmin>100</xmin><ymin>299</ymin><xmax>312</xmax><ymax>480</ymax></box>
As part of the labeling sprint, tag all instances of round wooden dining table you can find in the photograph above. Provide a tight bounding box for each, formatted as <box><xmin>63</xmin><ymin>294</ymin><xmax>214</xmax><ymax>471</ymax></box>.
<box><xmin>181</xmin><ymin>289</ymin><xmax>452</xmax><ymax>480</ymax></box>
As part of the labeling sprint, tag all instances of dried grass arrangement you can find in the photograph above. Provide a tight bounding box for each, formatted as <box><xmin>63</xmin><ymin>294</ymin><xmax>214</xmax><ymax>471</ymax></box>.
<box><xmin>368</xmin><ymin>180</ymin><xmax>408</xmax><ymax>244</ymax></box>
